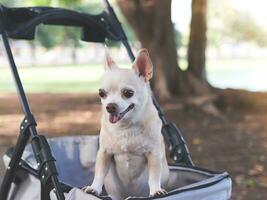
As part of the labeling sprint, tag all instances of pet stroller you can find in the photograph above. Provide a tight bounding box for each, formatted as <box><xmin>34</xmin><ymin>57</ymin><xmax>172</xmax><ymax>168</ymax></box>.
<box><xmin>0</xmin><ymin>1</ymin><xmax>232</xmax><ymax>199</ymax></box>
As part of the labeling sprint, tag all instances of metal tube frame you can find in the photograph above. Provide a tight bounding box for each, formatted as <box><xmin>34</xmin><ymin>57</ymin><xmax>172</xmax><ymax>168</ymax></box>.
<box><xmin>0</xmin><ymin>27</ymin><xmax>65</xmax><ymax>200</ymax></box>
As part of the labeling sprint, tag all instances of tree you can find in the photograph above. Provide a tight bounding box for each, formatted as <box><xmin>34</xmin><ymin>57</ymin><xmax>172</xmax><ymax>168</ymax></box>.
<box><xmin>208</xmin><ymin>0</ymin><xmax>267</xmax><ymax>49</ymax></box>
<box><xmin>117</xmin><ymin>0</ymin><xmax>180</xmax><ymax>98</ymax></box>
<box><xmin>117</xmin><ymin>0</ymin><xmax>209</xmax><ymax>99</ymax></box>
<box><xmin>29</xmin><ymin>0</ymin><xmax>84</xmax><ymax>64</ymax></box>
<box><xmin>36</xmin><ymin>25</ymin><xmax>65</xmax><ymax>51</ymax></box>
<box><xmin>60</xmin><ymin>27</ymin><xmax>81</xmax><ymax>64</ymax></box>
<box><xmin>224</xmin><ymin>9</ymin><xmax>267</xmax><ymax>47</ymax></box>
<box><xmin>1</xmin><ymin>0</ymin><xmax>16</xmax><ymax>6</ymax></box>
<box><xmin>187</xmin><ymin>0</ymin><xmax>207</xmax><ymax>83</ymax></box>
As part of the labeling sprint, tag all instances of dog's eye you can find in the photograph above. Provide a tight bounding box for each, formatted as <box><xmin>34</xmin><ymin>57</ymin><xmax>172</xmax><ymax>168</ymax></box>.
<box><xmin>99</xmin><ymin>89</ymin><xmax>107</xmax><ymax>98</ymax></box>
<box><xmin>122</xmin><ymin>89</ymin><xmax>134</xmax><ymax>98</ymax></box>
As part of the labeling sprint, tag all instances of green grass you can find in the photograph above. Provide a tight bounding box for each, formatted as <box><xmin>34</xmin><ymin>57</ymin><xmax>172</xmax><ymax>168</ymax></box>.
<box><xmin>206</xmin><ymin>58</ymin><xmax>267</xmax><ymax>91</ymax></box>
<box><xmin>0</xmin><ymin>64</ymin><xmax>104</xmax><ymax>93</ymax></box>
<box><xmin>207</xmin><ymin>58</ymin><xmax>267</xmax><ymax>71</ymax></box>
<box><xmin>1</xmin><ymin>58</ymin><xmax>267</xmax><ymax>93</ymax></box>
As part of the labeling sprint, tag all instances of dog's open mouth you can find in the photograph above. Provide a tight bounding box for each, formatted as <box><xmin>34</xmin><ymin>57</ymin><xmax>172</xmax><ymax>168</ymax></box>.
<box><xmin>109</xmin><ymin>103</ymin><xmax>135</xmax><ymax>124</ymax></box>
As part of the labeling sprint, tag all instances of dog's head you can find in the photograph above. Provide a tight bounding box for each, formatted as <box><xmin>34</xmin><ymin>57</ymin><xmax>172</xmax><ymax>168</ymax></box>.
<box><xmin>99</xmin><ymin>49</ymin><xmax>153</xmax><ymax>125</ymax></box>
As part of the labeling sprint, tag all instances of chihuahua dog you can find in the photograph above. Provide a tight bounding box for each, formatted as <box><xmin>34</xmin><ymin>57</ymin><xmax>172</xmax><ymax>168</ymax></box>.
<box><xmin>83</xmin><ymin>49</ymin><xmax>169</xmax><ymax>200</ymax></box>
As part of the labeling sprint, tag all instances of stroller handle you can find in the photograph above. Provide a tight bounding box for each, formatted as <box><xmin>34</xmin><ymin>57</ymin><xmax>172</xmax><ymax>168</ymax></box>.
<box><xmin>0</xmin><ymin>4</ymin><xmax>123</xmax><ymax>42</ymax></box>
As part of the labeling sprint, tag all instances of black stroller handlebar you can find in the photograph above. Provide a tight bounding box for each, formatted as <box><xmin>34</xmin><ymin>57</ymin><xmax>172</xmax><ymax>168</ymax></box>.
<box><xmin>0</xmin><ymin>5</ymin><xmax>124</xmax><ymax>42</ymax></box>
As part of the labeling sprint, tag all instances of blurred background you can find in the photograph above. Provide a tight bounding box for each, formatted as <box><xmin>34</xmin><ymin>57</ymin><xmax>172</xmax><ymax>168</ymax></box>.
<box><xmin>0</xmin><ymin>0</ymin><xmax>267</xmax><ymax>199</ymax></box>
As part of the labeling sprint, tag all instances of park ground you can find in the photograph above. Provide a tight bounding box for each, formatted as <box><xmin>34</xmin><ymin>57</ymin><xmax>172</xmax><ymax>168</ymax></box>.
<box><xmin>0</xmin><ymin>90</ymin><xmax>267</xmax><ymax>200</ymax></box>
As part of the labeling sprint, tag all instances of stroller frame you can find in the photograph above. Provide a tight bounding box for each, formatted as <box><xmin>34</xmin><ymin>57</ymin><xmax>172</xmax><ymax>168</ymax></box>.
<box><xmin>0</xmin><ymin>1</ymin><xmax>193</xmax><ymax>200</ymax></box>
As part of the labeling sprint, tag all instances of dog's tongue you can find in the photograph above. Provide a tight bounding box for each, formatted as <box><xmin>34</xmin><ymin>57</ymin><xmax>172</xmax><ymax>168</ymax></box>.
<box><xmin>109</xmin><ymin>114</ymin><xmax>120</xmax><ymax>124</ymax></box>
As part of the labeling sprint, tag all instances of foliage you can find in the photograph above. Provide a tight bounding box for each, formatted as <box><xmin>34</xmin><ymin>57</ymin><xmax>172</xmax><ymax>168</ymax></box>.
<box><xmin>36</xmin><ymin>26</ymin><xmax>62</xmax><ymax>49</ymax></box>
<box><xmin>224</xmin><ymin>10</ymin><xmax>267</xmax><ymax>47</ymax></box>
<box><xmin>208</xmin><ymin>0</ymin><xmax>267</xmax><ymax>47</ymax></box>
<box><xmin>35</xmin><ymin>2</ymin><xmax>101</xmax><ymax>49</ymax></box>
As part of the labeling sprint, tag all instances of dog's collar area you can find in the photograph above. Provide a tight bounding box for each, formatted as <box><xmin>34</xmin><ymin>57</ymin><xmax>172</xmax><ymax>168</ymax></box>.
<box><xmin>109</xmin><ymin>103</ymin><xmax>135</xmax><ymax>124</ymax></box>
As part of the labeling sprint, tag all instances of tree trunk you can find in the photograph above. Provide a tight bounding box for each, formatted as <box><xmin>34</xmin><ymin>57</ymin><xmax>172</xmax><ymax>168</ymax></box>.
<box><xmin>187</xmin><ymin>0</ymin><xmax>207</xmax><ymax>82</ymax></box>
<box><xmin>29</xmin><ymin>42</ymin><xmax>36</xmax><ymax>66</ymax></box>
<box><xmin>117</xmin><ymin>0</ymin><xmax>210</xmax><ymax>99</ymax></box>
<box><xmin>71</xmin><ymin>42</ymin><xmax>77</xmax><ymax>65</ymax></box>
<box><xmin>117</xmin><ymin>0</ymin><xmax>181</xmax><ymax>99</ymax></box>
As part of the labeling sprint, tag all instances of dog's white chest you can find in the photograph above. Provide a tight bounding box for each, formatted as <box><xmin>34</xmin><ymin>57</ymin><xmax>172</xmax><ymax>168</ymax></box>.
<box><xmin>114</xmin><ymin>152</ymin><xmax>148</xmax><ymax>183</ymax></box>
<box><xmin>106</xmin><ymin>133</ymin><xmax>151</xmax><ymax>156</ymax></box>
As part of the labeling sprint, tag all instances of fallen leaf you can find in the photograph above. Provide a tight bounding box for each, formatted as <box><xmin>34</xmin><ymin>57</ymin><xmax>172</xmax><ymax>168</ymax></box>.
<box><xmin>248</xmin><ymin>164</ymin><xmax>264</xmax><ymax>176</ymax></box>
<box><xmin>258</xmin><ymin>177</ymin><xmax>267</xmax><ymax>189</ymax></box>
<box><xmin>192</xmin><ymin>138</ymin><xmax>202</xmax><ymax>145</ymax></box>
<box><xmin>244</xmin><ymin>178</ymin><xmax>256</xmax><ymax>188</ymax></box>
<box><xmin>235</xmin><ymin>175</ymin><xmax>245</xmax><ymax>185</ymax></box>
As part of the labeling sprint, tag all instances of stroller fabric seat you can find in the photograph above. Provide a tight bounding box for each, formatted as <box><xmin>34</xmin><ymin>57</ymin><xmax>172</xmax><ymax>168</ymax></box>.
<box><xmin>4</xmin><ymin>135</ymin><xmax>231</xmax><ymax>200</ymax></box>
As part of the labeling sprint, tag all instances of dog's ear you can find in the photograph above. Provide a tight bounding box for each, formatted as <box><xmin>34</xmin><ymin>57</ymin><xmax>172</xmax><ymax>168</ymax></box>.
<box><xmin>133</xmin><ymin>49</ymin><xmax>153</xmax><ymax>82</ymax></box>
<box><xmin>104</xmin><ymin>49</ymin><xmax>117</xmax><ymax>71</ymax></box>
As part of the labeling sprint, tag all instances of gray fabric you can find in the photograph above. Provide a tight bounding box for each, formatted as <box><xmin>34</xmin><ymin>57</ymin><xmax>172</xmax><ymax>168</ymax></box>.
<box><xmin>50</xmin><ymin>188</ymin><xmax>103</xmax><ymax>200</ymax></box>
<box><xmin>3</xmin><ymin>135</ymin><xmax>232</xmax><ymax>200</ymax></box>
<box><xmin>23</xmin><ymin>135</ymin><xmax>99</xmax><ymax>188</ymax></box>
<box><xmin>126</xmin><ymin>176</ymin><xmax>231</xmax><ymax>200</ymax></box>
<box><xmin>7</xmin><ymin>173</ymin><xmax>40</xmax><ymax>200</ymax></box>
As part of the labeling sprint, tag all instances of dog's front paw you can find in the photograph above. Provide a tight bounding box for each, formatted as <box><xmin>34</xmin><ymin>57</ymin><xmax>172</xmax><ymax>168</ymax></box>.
<box><xmin>82</xmin><ymin>186</ymin><xmax>100</xmax><ymax>196</ymax></box>
<box><xmin>149</xmin><ymin>188</ymin><xmax>168</xmax><ymax>197</ymax></box>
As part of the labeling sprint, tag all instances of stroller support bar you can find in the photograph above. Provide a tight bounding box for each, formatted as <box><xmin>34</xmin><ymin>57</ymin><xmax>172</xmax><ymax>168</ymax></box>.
<box><xmin>20</xmin><ymin>115</ymin><xmax>37</xmax><ymax>132</ymax></box>
<box><xmin>0</xmin><ymin>31</ymin><xmax>65</xmax><ymax>200</ymax></box>
<box><xmin>31</xmin><ymin>136</ymin><xmax>57</xmax><ymax>184</ymax></box>
<box><xmin>0</xmin><ymin>33</ymin><xmax>34</xmax><ymax>119</ymax></box>
<box><xmin>31</xmin><ymin>135</ymin><xmax>64</xmax><ymax>200</ymax></box>
<box><xmin>0</xmin><ymin>122</ymin><xmax>30</xmax><ymax>200</ymax></box>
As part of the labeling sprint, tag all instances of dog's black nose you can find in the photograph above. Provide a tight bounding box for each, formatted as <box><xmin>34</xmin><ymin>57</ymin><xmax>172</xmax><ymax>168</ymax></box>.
<box><xmin>106</xmin><ymin>103</ymin><xmax>118</xmax><ymax>114</ymax></box>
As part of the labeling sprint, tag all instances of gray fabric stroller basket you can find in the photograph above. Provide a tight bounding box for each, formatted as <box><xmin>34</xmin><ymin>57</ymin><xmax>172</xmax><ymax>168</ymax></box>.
<box><xmin>3</xmin><ymin>136</ymin><xmax>232</xmax><ymax>200</ymax></box>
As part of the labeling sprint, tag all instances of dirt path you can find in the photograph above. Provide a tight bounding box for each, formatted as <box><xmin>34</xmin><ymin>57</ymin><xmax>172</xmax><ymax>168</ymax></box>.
<box><xmin>0</xmin><ymin>90</ymin><xmax>267</xmax><ymax>199</ymax></box>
